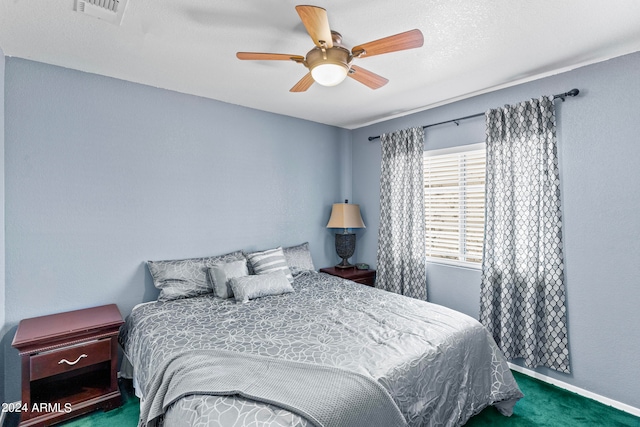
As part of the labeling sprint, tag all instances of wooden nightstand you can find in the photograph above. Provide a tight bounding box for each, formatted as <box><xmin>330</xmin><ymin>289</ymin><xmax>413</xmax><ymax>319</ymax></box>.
<box><xmin>12</xmin><ymin>304</ymin><xmax>124</xmax><ymax>427</ymax></box>
<box><xmin>320</xmin><ymin>266</ymin><xmax>376</xmax><ymax>287</ymax></box>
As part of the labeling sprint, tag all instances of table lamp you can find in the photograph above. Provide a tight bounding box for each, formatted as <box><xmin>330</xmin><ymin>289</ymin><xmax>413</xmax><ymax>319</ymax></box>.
<box><xmin>326</xmin><ymin>200</ymin><xmax>366</xmax><ymax>268</ymax></box>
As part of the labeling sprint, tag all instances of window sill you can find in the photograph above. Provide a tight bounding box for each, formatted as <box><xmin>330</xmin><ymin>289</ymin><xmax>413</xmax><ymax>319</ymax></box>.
<box><xmin>426</xmin><ymin>257</ymin><xmax>481</xmax><ymax>271</ymax></box>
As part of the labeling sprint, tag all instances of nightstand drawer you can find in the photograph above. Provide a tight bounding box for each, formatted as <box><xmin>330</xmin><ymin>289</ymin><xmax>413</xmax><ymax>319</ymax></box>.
<box><xmin>30</xmin><ymin>338</ymin><xmax>111</xmax><ymax>381</ymax></box>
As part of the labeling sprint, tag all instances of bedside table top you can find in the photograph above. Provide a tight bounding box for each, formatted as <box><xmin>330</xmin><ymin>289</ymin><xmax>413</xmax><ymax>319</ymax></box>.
<box><xmin>12</xmin><ymin>304</ymin><xmax>123</xmax><ymax>350</ymax></box>
<box><xmin>320</xmin><ymin>266</ymin><xmax>375</xmax><ymax>280</ymax></box>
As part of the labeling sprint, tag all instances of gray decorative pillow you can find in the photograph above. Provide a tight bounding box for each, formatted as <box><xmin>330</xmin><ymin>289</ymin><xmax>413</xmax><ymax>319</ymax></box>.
<box><xmin>245</xmin><ymin>247</ymin><xmax>294</xmax><ymax>283</ymax></box>
<box><xmin>283</xmin><ymin>242</ymin><xmax>316</xmax><ymax>275</ymax></box>
<box><xmin>148</xmin><ymin>250</ymin><xmax>245</xmax><ymax>301</ymax></box>
<box><xmin>229</xmin><ymin>271</ymin><xmax>294</xmax><ymax>303</ymax></box>
<box><xmin>208</xmin><ymin>259</ymin><xmax>249</xmax><ymax>299</ymax></box>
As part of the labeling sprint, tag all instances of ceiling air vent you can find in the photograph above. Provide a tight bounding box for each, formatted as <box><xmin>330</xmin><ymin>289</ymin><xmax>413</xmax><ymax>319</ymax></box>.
<box><xmin>75</xmin><ymin>0</ymin><xmax>128</xmax><ymax>25</ymax></box>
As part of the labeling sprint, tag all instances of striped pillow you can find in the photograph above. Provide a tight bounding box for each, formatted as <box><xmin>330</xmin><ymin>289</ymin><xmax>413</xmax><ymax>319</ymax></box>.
<box><xmin>245</xmin><ymin>247</ymin><xmax>294</xmax><ymax>283</ymax></box>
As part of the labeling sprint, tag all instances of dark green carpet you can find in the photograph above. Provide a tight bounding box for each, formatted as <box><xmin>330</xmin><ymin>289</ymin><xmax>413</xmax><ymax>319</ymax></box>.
<box><xmin>12</xmin><ymin>372</ymin><xmax>637</xmax><ymax>426</ymax></box>
<box><xmin>466</xmin><ymin>372</ymin><xmax>640</xmax><ymax>427</ymax></box>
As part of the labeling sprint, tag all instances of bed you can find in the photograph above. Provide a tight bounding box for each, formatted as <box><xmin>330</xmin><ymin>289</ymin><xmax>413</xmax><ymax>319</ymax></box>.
<box><xmin>119</xmin><ymin>246</ymin><xmax>522</xmax><ymax>427</ymax></box>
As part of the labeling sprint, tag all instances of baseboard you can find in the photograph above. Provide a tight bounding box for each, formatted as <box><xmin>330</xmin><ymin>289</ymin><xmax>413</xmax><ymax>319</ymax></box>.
<box><xmin>509</xmin><ymin>363</ymin><xmax>640</xmax><ymax>417</ymax></box>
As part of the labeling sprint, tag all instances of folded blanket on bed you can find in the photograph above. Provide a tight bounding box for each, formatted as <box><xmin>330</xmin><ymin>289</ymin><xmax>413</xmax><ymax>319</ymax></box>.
<box><xmin>139</xmin><ymin>349</ymin><xmax>407</xmax><ymax>427</ymax></box>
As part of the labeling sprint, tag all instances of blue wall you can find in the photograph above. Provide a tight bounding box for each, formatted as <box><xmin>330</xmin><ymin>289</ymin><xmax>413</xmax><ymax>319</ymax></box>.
<box><xmin>351</xmin><ymin>52</ymin><xmax>640</xmax><ymax>410</ymax></box>
<box><xmin>0</xmin><ymin>47</ymin><xmax>5</xmax><ymax>404</ymax></box>
<box><xmin>2</xmin><ymin>58</ymin><xmax>348</xmax><ymax>401</ymax></box>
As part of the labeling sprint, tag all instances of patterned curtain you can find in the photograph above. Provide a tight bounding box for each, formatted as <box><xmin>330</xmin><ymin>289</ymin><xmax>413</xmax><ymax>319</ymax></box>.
<box><xmin>376</xmin><ymin>127</ymin><xmax>427</xmax><ymax>300</ymax></box>
<box><xmin>480</xmin><ymin>96</ymin><xmax>570</xmax><ymax>373</ymax></box>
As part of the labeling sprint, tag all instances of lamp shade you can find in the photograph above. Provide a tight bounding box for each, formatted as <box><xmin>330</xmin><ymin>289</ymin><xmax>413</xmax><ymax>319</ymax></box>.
<box><xmin>326</xmin><ymin>203</ymin><xmax>366</xmax><ymax>229</ymax></box>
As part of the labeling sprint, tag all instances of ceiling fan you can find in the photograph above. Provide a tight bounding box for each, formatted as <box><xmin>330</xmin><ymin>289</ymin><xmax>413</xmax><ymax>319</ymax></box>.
<box><xmin>236</xmin><ymin>5</ymin><xmax>424</xmax><ymax>92</ymax></box>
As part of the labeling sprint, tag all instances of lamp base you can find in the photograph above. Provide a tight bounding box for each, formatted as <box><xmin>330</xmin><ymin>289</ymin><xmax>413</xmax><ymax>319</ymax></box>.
<box><xmin>334</xmin><ymin>232</ymin><xmax>356</xmax><ymax>270</ymax></box>
<box><xmin>335</xmin><ymin>259</ymin><xmax>354</xmax><ymax>269</ymax></box>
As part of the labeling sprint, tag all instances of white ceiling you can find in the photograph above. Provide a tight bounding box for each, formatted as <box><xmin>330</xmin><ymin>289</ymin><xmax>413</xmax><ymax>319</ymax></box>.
<box><xmin>2</xmin><ymin>0</ymin><xmax>640</xmax><ymax>129</ymax></box>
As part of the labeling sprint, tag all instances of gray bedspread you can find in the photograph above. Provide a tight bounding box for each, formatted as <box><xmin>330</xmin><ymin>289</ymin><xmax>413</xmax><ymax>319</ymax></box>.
<box><xmin>120</xmin><ymin>271</ymin><xmax>522</xmax><ymax>427</ymax></box>
<box><xmin>140</xmin><ymin>349</ymin><xmax>406</xmax><ymax>427</ymax></box>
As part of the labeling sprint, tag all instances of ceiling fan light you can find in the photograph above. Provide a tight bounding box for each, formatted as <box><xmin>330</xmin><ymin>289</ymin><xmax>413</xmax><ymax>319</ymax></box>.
<box><xmin>306</xmin><ymin>46</ymin><xmax>351</xmax><ymax>87</ymax></box>
<box><xmin>311</xmin><ymin>63</ymin><xmax>348</xmax><ymax>86</ymax></box>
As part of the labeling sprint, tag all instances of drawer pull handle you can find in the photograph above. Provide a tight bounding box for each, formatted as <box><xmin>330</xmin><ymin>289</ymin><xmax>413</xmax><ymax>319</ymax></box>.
<box><xmin>58</xmin><ymin>354</ymin><xmax>88</xmax><ymax>366</ymax></box>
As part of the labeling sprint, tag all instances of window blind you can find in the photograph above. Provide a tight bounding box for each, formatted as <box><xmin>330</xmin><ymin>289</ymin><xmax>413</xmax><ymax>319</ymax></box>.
<box><xmin>423</xmin><ymin>145</ymin><xmax>486</xmax><ymax>265</ymax></box>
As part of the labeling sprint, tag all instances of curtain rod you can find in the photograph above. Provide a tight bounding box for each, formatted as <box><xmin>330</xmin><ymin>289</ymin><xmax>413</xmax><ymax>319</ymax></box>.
<box><xmin>367</xmin><ymin>88</ymin><xmax>580</xmax><ymax>141</ymax></box>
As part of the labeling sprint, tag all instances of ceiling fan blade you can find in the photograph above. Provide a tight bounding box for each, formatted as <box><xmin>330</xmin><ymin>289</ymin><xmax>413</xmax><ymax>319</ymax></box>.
<box><xmin>236</xmin><ymin>52</ymin><xmax>305</xmax><ymax>62</ymax></box>
<box><xmin>295</xmin><ymin>5</ymin><xmax>333</xmax><ymax>48</ymax></box>
<box><xmin>352</xmin><ymin>29</ymin><xmax>424</xmax><ymax>58</ymax></box>
<box><xmin>290</xmin><ymin>73</ymin><xmax>315</xmax><ymax>92</ymax></box>
<box><xmin>348</xmin><ymin>65</ymin><xmax>388</xmax><ymax>89</ymax></box>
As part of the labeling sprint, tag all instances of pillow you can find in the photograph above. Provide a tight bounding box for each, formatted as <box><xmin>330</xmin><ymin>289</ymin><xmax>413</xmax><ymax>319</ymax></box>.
<box><xmin>208</xmin><ymin>259</ymin><xmax>249</xmax><ymax>299</ymax></box>
<box><xmin>283</xmin><ymin>242</ymin><xmax>316</xmax><ymax>275</ymax></box>
<box><xmin>148</xmin><ymin>250</ymin><xmax>245</xmax><ymax>301</ymax></box>
<box><xmin>229</xmin><ymin>271</ymin><xmax>294</xmax><ymax>303</ymax></box>
<box><xmin>245</xmin><ymin>247</ymin><xmax>294</xmax><ymax>283</ymax></box>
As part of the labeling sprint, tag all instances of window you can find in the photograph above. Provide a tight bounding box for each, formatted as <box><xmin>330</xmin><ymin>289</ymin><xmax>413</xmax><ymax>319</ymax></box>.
<box><xmin>423</xmin><ymin>143</ymin><xmax>486</xmax><ymax>268</ymax></box>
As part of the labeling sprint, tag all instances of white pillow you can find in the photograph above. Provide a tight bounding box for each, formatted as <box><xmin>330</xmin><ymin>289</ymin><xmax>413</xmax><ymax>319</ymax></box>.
<box><xmin>207</xmin><ymin>259</ymin><xmax>249</xmax><ymax>299</ymax></box>
<box><xmin>229</xmin><ymin>271</ymin><xmax>294</xmax><ymax>303</ymax></box>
